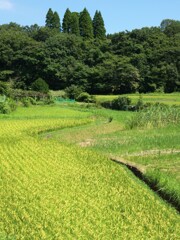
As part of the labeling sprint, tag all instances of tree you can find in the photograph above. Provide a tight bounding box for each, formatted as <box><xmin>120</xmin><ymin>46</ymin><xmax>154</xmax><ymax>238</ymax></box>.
<box><xmin>93</xmin><ymin>11</ymin><xmax>106</xmax><ymax>39</ymax></box>
<box><xmin>160</xmin><ymin>19</ymin><xmax>174</xmax><ymax>31</ymax></box>
<box><xmin>31</xmin><ymin>78</ymin><xmax>49</xmax><ymax>93</ymax></box>
<box><xmin>79</xmin><ymin>8</ymin><xmax>93</xmax><ymax>39</ymax></box>
<box><xmin>70</xmin><ymin>12</ymin><xmax>80</xmax><ymax>36</ymax></box>
<box><xmin>45</xmin><ymin>8</ymin><xmax>54</xmax><ymax>29</ymax></box>
<box><xmin>164</xmin><ymin>21</ymin><xmax>180</xmax><ymax>37</ymax></box>
<box><xmin>62</xmin><ymin>8</ymin><xmax>71</xmax><ymax>33</ymax></box>
<box><xmin>53</xmin><ymin>11</ymin><xmax>61</xmax><ymax>31</ymax></box>
<box><xmin>45</xmin><ymin>8</ymin><xmax>61</xmax><ymax>31</ymax></box>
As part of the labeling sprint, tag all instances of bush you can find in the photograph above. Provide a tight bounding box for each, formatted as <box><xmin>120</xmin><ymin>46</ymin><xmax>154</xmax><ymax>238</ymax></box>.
<box><xmin>31</xmin><ymin>78</ymin><xmax>49</xmax><ymax>94</ymax></box>
<box><xmin>65</xmin><ymin>85</ymin><xmax>84</xmax><ymax>100</ymax></box>
<box><xmin>0</xmin><ymin>81</ymin><xmax>9</xmax><ymax>95</ymax></box>
<box><xmin>8</xmin><ymin>98</ymin><xmax>17</xmax><ymax>111</ymax></box>
<box><xmin>112</xmin><ymin>96</ymin><xmax>131</xmax><ymax>110</ymax></box>
<box><xmin>101</xmin><ymin>100</ymin><xmax>113</xmax><ymax>109</ymax></box>
<box><xmin>101</xmin><ymin>96</ymin><xmax>132</xmax><ymax>111</ymax></box>
<box><xmin>28</xmin><ymin>97</ymin><xmax>37</xmax><ymax>105</ymax></box>
<box><xmin>76</xmin><ymin>92</ymin><xmax>96</xmax><ymax>103</ymax></box>
<box><xmin>21</xmin><ymin>98</ymin><xmax>30</xmax><ymax>107</ymax></box>
<box><xmin>0</xmin><ymin>98</ymin><xmax>17</xmax><ymax>114</ymax></box>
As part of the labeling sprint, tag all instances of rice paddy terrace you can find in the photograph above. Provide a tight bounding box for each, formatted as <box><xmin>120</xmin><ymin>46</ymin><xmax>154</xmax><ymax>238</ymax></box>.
<box><xmin>0</xmin><ymin>105</ymin><xmax>179</xmax><ymax>239</ymax></box>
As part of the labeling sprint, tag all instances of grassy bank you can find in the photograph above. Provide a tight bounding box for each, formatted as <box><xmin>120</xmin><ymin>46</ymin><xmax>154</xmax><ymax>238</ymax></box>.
<box><xmin>95</xmin><ymin>92</ymin><xmax>180</xmax><ymax>105</ymax></box>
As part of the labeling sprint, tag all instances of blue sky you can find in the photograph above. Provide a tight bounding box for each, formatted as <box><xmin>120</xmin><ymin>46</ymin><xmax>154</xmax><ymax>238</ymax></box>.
<box><xmin>0</xmin><ymin>0</ymin><xmax>179</xmax><ymax>33</ymax></box>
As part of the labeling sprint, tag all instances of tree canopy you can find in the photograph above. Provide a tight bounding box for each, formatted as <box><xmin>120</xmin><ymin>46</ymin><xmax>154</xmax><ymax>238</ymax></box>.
<box><xmin>0</xmin><ymin>9</ymin><xmax>179</xmax><ymax>94</ymax></box>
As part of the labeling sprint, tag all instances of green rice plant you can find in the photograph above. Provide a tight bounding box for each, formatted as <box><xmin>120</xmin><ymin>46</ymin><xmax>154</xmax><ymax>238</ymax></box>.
<box><xmin>145</xmin><ymin>169</ymin><xmax>180</xmax><ymax>211</ymax></box>
<box><xmin>0</xmin><ymin>105</ymin><xmax>179</xmax><ymax>239</ymax></box>
<box><xmin>126</xmin><ymin>104</ymin><xmax>180</xmax><ymax>129</ymax></box>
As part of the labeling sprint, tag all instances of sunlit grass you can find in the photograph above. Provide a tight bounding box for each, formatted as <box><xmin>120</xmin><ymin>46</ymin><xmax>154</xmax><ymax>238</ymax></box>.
<box><xmin>0</xmin><ymin>105</ymin><xmax>179</xmax><ymax>239</ymax></box>
<box><xmin>95</xmin><ymin>93</ymin><xmax>180</xmax><ymax>105</ymax></box>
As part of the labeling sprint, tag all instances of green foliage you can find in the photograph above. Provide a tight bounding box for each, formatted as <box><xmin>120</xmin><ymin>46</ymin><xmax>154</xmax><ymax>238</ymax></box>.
<box><xmin>62</xmin><ymin>8</ymin><xmax>71</xmax><ymax>33</ymax></box>
<box><xmin>0</xmin><ymin>98</ymin><xmax>17</xmax><ymax>114</ymax></box>
<box><xmin>79</xmin><ymin>8</ymin><xmax>93</xmax><ymax>39</ymax></box>
<box><xmin>31</xmin><ymin>78</ymin><xmax>49</xmax><ymax>93</ymax></box>
<box><xmin>112</xmin><ymin>96</ymin><xmax>132</xmax><ymax>110</ymax></box>
<box><xmin>127</xmin><ymin>104</ymin><xmax>180</xmax><ymax>129</ymax></box>
<box><xmin>0</xmin><ymin>81</ymin><xmax>8</xmax><ymax>95</ymax></box>
<box><xmin>101</xmin><ymin>96</ymin><xmax>132</xmax><ymax>111</ymax></box>
<box><xmin>76</xmin><ymin>92</ymin><xmax>96</xmax><ymax>103</ymax></box>
<box><xmin>45</xmin><ymin>8</ymin><xmax>54</xmax><ymax>28</ymax></box>
<box><xmin>53</xmin><ymin>11</ymin><xmax>61</xmax><ymax>31</ymax></box>
<box><xmin>21</xmin><ymin>98</ymin><xmax>30</xmax><ymax>107</ymax></box>
<box><xmin>0</xmin><ymin>15</ymin><xmax>180</xmax><ymax>94</ymax></box>
<box><xmin>70</xmin><ymin>12</ymin><xmax>80</xmax><ymax>36</ymax></box>
<box><xmin>45</xmin><ymin>8</ymin><xmax>61</xmax><ymax>31</ymax></box>
<box><xmin>93</xmin><ymin>10</ymin><xmax>106</xmax><ymax>39</ymax></box>
<box><xmin>65</xmin><ymin>85</ymin><xmax>84</xmax><ymax>99</ymax></box>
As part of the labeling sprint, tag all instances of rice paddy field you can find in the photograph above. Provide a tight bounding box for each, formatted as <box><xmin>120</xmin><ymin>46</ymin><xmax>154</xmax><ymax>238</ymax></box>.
<box><xmin>0</xmin><ymin>102</ymin><xmax>180</xmax><ymax>239</ymax></box>
<box><xmin>95</xmin><ymin>92</ymin><xmax>180</xmax><ymax>105</ymax></box>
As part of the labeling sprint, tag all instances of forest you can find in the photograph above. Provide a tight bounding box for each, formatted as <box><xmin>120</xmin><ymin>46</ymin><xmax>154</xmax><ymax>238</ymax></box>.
<box><xmin>0</xmin><ymin>8</ymin><xmax>180</xmax><ymax>94</ymax></box>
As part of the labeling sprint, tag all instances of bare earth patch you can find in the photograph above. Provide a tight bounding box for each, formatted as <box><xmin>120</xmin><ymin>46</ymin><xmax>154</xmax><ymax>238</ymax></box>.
<box><xmin>78</xmin><ymin>138</ymin><xmax>95</xmax><ymax>147</ymax></box>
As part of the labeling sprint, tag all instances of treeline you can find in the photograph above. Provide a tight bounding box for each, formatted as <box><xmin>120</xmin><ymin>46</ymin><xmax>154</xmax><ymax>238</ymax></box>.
<box><xmin>0</xmin><ymin>8</ymin><xmax>180</xmax><ymax>94</ymax></box>
<box><xmin>45</xmin><ymin>8</ymin><xmax>106</xmax><ymax>39</ymax></box>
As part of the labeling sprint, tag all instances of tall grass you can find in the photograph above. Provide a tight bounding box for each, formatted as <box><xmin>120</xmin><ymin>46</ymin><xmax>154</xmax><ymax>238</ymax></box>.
<box><xmin>144</xmin><ymin>169</ymin><xmax>180</xmax><ymax>211</ymax></box>
<box><xmin>127</xmin><ymin>104</ymin><xmax>180</xmax><ymax>129</ymax></box>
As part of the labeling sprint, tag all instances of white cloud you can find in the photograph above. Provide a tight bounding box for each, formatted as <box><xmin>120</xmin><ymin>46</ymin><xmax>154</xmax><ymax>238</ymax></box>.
<box><xmin>0</xmin><ymin>0</ymin><xmax>13</xmax><ymax>10</ymax></box>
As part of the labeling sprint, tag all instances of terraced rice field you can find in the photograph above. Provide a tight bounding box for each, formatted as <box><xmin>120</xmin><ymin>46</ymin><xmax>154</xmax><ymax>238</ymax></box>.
<box><xmin>95</xmin><ymin>93</ymin><xmax>180</xmax><ymax>105</ymax></box>
<box><xmin>0</xmin><ymin>106</ymin><xmax>179</xmax><ymax>239</ymax></box>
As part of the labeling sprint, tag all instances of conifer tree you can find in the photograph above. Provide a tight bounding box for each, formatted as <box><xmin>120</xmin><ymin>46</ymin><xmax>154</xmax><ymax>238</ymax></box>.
<box><xmin>79</xmin><ymin>8</ymin><xmax>93</xmax><ymax>39</ymax></box>
<box><xmin>53</xmin><ymin>11</ymin><xmax>61</xmax><ymax>31</ymax></box>
<box><xmin>93</xmin><ymin>11</ymin><xmax>106</xmax><ymax>39</ymax></box>
<box><xmin>45</xmin><ymin>8</ymin><xmax>61</xmax><ymax>31</ymax></box>
<box><xmin>62</xmin><ymin>8</ymin><xmax>71</xmax><ymax>33</ymax></box>
<box><xmin>45</xmin><ymin>8</ymin><xmax>54</xmax><ymax>28</ymax></box>
<box><xmin>70</xmin><ymin>12</ymin><xmax>80</xmax><ymax>36</ymax></box>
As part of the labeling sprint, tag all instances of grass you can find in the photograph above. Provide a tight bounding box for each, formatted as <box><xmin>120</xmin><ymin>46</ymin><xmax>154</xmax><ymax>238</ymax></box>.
<box><xmin>126</xmin><ymin>104</ymin><xmax>180</xmax><ymax>129</ymax></box>
<box><xmin>0</xmin><ymin>105</ymin><xmax>180</xmax><ymax>239</ymax></box>
<box><xmin>95</xmin><ymin>92</ymin><xmax>180</xmax><ymax>105</ymax></box>
<box><xmin>46</xmin><ymin>104</ymin><xmax>180</xmax><ymax>212</ymax></box>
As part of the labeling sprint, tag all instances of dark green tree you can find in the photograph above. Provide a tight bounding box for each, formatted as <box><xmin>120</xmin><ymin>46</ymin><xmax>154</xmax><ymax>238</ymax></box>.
<box><xmin>70</xmin><ymin>12</ymin><xmax>80</xmax><ymax>36</ymax></box>
<box><xmin>62</xmin><ymin>8</ymin><xmax>71</xmax><ymax>33</ymax></box>
<box><xmin>31</xmin><ymin>78</ymin><xmax>49</xmax><ymax>93</ymax></box>
<box><xmin>93</xmin><ymin>10</ymin><xmax>106</xmax><ymax>39</ymax></box>
<box><xmin>53</xmin><ymin>11</ymin><xmax>61</xmax><ymax>31</ymax></box>
<box><xmin>45</xmin><ymin>9</ymin><xmax>61</xmax><ymax>31</ymax></box>
<box><xmin>45</xmin><ymin>8</ymin><xmax>54</xmax><ymax>29</ymax></box>
<box><xmin>79</xmin><ymin>8</ymin><xmax>93</xmax><ymax>39</ymax></box>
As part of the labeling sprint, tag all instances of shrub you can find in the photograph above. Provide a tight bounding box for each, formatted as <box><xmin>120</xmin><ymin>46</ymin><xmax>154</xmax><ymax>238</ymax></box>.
<box><xmin>76</xmin><ymin>92</ymin><xmax>96</xmax><ymax>103</ymax></box>
<box><xmin>0</xmin><ymin>102</ymin><xmax>11</xmax><ymax>114</ymax></box>
<box><xmin>0</xmin><ymin>98</ymin><xmax>17</xmax><ymax>114</ymax></box>
<box><xmin>135</xmin><ymin>95</ymin><xmax>144</xmax><ymax>111</ymax></box>
<box><xmin>112</xmin><ymin>96</ymin><xmax>131</xmax><ymax>110</ymax></box>
<box><xmin>21</xmin><ymin>98</ymin><xmax>30</xmax><ymax>107</ymax></box>
<box><xmin>31</xmin><ymin>78</ymin><xmax>49</xmax><ymax>94</ymax></box>
<box><xmin>0</xmin><ymin>81</ymin><xmax>9</xmax><ymax>95</ymax></box>
<box><xmin>65</xmin><ymin>85</ymin><xmax>84</xmax><ymax>100</ymax></box>
<box><xmin>28</xmin><ymin>97</ymin><xmax>37</xmax><ymax>105</ymax></box>
<box><xmin>8</xmin><ymin>98</ymin><xmax>17</xmax><ymax>111</ymax></box>
<box><xmin>101</xmin><ymin>100</ymin><xmax>113</xmax><ymax>109</ymax></box>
